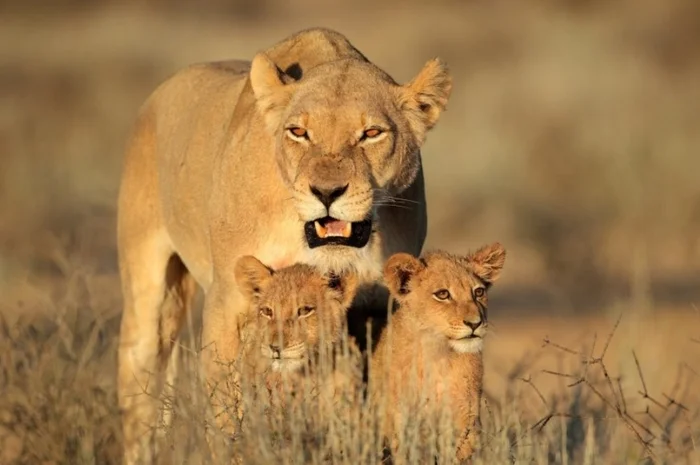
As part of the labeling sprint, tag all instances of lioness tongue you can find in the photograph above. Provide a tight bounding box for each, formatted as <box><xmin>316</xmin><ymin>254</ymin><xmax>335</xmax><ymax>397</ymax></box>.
<box><xmin>314</xmin><ymin>220</ymin><xmax>352</xmax><ymax>238</ymax></box>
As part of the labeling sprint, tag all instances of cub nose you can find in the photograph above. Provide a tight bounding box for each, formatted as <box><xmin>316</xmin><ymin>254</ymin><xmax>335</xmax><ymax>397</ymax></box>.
<box><xmin>464</xmin><ymin>319</ymin><xmax>482</xmax><ymax>331</ymax></box>
<box><xmin>310</xmin><ymin>184</ymin><xmax>348</xmax><ymax>209</ymax></box>
<box><xmin>269</xmin><ymin>344</ymin><xmax>281</xmax><ymax>358</ymax></box>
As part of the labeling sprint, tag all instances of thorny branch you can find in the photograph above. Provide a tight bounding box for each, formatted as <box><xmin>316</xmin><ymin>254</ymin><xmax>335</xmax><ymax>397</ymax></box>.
<box><xmin>533</xmin><ymin>312</ymin><xmax>697</xmax><ymax>461</ymax></box>
<box><xmin>519</xmin><ymin>375</ymin><xmax>548</xmax><ymax>408</ymax></box>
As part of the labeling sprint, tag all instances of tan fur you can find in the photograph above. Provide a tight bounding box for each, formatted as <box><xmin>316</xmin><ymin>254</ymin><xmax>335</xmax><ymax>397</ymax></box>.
<box><xmin>234</xmin><ymin>256</ymin><xmax>357</xmax><ymax>378</ymax></box>
<box><xmin>116</xmin><ymin>27</ymin><xmax>451</xmax><ymax>463</ymax></box>
<box><xmin>232</xmin><ymin>257</ymin><xmax>360</xmax><ymax>421</ymax></box>
<box><xmin>370</xmin><ymin>243</ymin><xmax>506</xmax><ymax>462</ymax></box>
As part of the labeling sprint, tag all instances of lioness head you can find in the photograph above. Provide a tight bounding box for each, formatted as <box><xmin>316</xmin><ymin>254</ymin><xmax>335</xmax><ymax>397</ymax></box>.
<box><xmin>250</xmin><ymin>52</ymin><xmax>452</xmax><ymax>251</ymax></box>
<box><xmin>383</xmin><ymin>243</ymin><xmax>506</xmax><ymax>354</ymax></box>
<box><xmin>234</xmin><ymin>255</ymin><xmax>358</xmax><ymax>373</ymax></box>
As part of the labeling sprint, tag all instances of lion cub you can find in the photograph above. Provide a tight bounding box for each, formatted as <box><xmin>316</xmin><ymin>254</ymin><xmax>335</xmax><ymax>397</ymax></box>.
<box><xmin>233</xmin><ymin>255</ymin><xmax>359</xmax><ymax>399</ymax></box>
<box><xmin>370</xmin><ymin>243</ymin><xmax>506</xmax><ymax>462</ymax></box>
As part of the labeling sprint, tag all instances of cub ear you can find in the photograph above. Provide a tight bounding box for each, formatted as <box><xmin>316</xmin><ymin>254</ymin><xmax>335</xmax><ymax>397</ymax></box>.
<box><xmin>325</xmin><ymin>270</ymin><xmax>359</xmax><ymax>309</ymax></box>
<box><xmin>383</xmin><ymin>253</ymin><xmax>425</xmax><ymax>299</ymax></box>
<box><xmin>250</xmin><ymin>53</ymin><xmax>295</xmax><ymax>132</ymax></box>
<box><xmin>234</xmin><ymin>255</ymin><xmax>274</xmax><ymax>299</ymax></box>
<box><xmin>397</xmin><ymin>58</ymin><xmax>452</xmax><ymax>144</ymax></box>
<box><xmin>467</xmin><ymin>242</ymin><xmax>506</xmax><ymax>284</ymax></box>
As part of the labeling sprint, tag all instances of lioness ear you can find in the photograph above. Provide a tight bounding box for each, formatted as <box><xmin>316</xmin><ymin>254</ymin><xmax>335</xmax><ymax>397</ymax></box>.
<box><xmin>467</xmin><ymin>242</ymin><xmax>506</xmax><ymax>284</ymax></box>
<box><xmin>383</xmin><ymin>253</ymin><xmax>425</xmax><ymax>299</ymax></box>
<box><xmin>250</xmin><ymin>53</ymin><xmax>295</xmax><ymax>132</ymax></box>
<box><xmin>397</xmin><ymin>58</ymin><xmax>452</xmax><ymax>143</ymax></box>
<box><xmin>234</xmin><ymin>255</ymin><xmax>274</xmax><ymax>299</ymax></box>
<box><xmin>326</xmin><ymin>271</ymin><xmax>359</xmax><ymax>309</ymax></box>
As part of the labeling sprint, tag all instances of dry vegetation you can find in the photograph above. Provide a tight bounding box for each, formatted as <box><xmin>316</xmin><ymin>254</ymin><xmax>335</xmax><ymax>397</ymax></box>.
<box><xmin>1</xmin><ymin>0</ymin><xmax>699</xmax><ymax>463</ymax></box>
<box><xmin>1</xmin><ymin>274</ymin><xmax>698</xmax><ymax>463</ymax></box>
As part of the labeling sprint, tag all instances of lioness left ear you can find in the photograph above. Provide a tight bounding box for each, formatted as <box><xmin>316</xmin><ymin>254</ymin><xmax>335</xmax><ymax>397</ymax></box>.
<box><xmin>467</xmin><ymin>242</ymin><xmax>506</xmax><ymax>284</ymax></box>
<box><xmin>250</xmin><ymin>53</ymin><xmax>296</xmax><ymax>132</ymax></box>
<box><xmin>326</xmin><ymin>271</ymin><xmax>359</xmax><ymax>309</ymax></box>
<box><xmin>397</xmin><ymin>58</ymin><xmax>452</xmax><ymax>143</ymax></box>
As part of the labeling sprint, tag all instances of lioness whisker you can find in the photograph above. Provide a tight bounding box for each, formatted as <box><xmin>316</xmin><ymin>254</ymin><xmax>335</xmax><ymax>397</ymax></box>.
<box><xmin>373</xmin><ymin>192</ymin><xmax>421</xmax><ymax>206</ymax></box>
<box><xmin>372</xmin><ymin>203</ymin><xmax>413</xmax><ymax>210</ymax></box>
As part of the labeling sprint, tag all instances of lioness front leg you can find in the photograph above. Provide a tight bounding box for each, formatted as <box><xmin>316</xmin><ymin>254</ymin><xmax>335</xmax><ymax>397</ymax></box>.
<box><xmin>118</xmin><ymin>239</ymin><xmax>193</xmax><ymax>464</ymax></box>
<box><xmin>200</xmin><ymin>283</ymin><xmax>248</xmax><ymax>445</ymax></box>
<box><xmin>118</xmin><ymin>280</ymin><xmax>164</xmax><ymax>465</ymax></box>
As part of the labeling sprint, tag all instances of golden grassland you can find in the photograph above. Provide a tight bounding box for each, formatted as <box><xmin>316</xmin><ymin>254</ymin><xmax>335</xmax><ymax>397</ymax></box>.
<box><xmin>1</xmin><ymin>271</ymin><xmax>698</xmax><ymax>463</ymax></box>
<box><xmin>1</xmin><ymin>0</ymin><xmax>700</xmax><ymax>463</ymax></box>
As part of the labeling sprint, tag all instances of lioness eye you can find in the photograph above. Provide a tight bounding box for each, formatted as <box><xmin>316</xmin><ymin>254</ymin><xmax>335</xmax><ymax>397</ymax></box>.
<box><xmin>287</xmin><ymin>127</ymin><xmax>308</xmax><ymax>139</ymax></box>
<box><xmin>298</xmin><ymin>306</ymin><xmax>315</xmax><ymax>318</ymax></box>
<box><xmin>433</xmin><ymin>289</ymin><xmax>451</xmax><ymax>301</ymax></box>
<box><xmin>474</xmin><ymin>287</ymin><xmax>486</xmax><ymax>298</ymax></box>
<box><xmin>361</xmin><ymin>128</ymin><xmax>383</xmax><ymax>140</ymax></box>
<box><xmin>259</xmin><ymin>307</ymin><xmax>273</xmax><ymax>318</ymax></box>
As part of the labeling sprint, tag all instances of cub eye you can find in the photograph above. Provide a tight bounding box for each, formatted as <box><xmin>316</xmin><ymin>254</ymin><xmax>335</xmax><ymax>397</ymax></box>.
<box><xmin>259</xmin><ymin>307</ymin><xmax>273</xmax><ymax>318</ymax></box>
<box><xmin>473</xmin><ymin>287</ymin><xmax>486</xmax><ymax>298</ymax></box>
<box><xmin>433</xmin><ymin>289</ymin><xmax>451</xmax><ymax>301</ymax></box>
<box><xmin>287</xmin><ymin>127</ymin><xmax>309</xmax><ymax>139</ymax></box>
<box><xmin>297</xmin><ymin>306</ymin><xmax>315</xmax><ymax>318</ymax></box>
<box><xmin>361</xmin><ymin>128</ymin><xmax>383</xmax><ymax>141</ymax></box>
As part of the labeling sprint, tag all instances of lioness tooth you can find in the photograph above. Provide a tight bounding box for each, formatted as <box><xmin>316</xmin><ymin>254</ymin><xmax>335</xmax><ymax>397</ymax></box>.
<box><xmin>342</xmin><ymin>222</ymin><xmax>352</xmax><ymax>238</ymax></box>
<box><xmin>314</xmin><ymin>221</ymin><xmax>327</xmax><ymax>238</ymax></box>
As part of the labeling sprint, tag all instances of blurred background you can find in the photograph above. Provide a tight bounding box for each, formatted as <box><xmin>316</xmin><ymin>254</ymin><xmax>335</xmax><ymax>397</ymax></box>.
<box><xmin>1</xmin><ymin>1</ymin><xmax>699</xmax><ymax>461</ymax></box>
<box><xmin>1</xmin><ymin>0</ymin><xmax>699</xmax><ymax>401</ymax></box>
<box><xmin>2</xmin><ymin>0</ymin><xmax>699</xmax><ymax>317</ymax></box>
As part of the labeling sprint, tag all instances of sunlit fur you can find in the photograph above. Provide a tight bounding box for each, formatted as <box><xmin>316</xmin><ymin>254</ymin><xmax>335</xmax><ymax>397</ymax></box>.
<box><xmin>252</xmin><ymin>53</ymin><xmax>452</xmax><ymax>225</ymax></box>
<box><xmin>371</xmin><ymin>243</ymin><xmax>506</xmax><ymax>462</ymax></box>
<box><xmin>234</xmin><ymin>256</ymin><xmax>358</xmax><ymax>378</ymax></box>
<box><xmin>248</xmin><ymin>34</ymin><xmax>451</xmax><ymax>278</ymax></box>
<box><xmin>116</xmin><ymin>28</ymin><xmax>450</xmax><ymax>463</ymax></box>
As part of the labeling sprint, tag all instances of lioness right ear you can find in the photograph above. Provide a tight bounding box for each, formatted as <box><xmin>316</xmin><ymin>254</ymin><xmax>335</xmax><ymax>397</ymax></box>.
<box><xmin>234</xmin><ymin>255</ymin><xmax>274</xmax><ymax>299</ymax></box>
<box><xmin>397</xmin><ymin>58</ymin><xmax>452</xmax><ymax>144</ymax></box>
<box><xmin>250</xmin><ymin>53</ymin><xmax>295</xmax><ymax>133</ymax></box>
<box><xmin>383</xmin><ymin>253</ymin><xmax>425</xmax><ymax>299</ymax></box>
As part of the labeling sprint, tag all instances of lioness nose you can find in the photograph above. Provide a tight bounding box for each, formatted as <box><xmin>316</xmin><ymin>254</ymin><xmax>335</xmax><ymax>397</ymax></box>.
<box><xmin>464</xmin><ymin>319</ymin><xmax>482</xmax><ymax>331</ymax></box>
<box><xmin>310</xmin><ymin>184</ymin><xmax>348</xmax><ymax>209</ymax></box>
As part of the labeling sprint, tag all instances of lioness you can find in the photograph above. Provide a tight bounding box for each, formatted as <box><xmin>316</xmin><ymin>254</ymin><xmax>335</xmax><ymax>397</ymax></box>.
<box><xmin>371</xmin><ymin>243</ymin><xmax>506</xmax><ymax>463</ymax></box>
<box><xmin>116</xmin><ymin>28</ymin><xmax>452</xmax><ymax>463</ymax></box>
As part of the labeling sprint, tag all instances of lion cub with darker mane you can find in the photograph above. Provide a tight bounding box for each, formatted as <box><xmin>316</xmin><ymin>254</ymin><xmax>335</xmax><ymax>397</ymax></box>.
<box><xmin>370</xmin><ymin>243</ymin><xmax>506</xmax><ymax>463</ymax></box>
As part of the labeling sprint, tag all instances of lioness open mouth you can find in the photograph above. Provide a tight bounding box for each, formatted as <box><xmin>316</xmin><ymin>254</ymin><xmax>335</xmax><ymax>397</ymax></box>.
<box><xmin>304</xmin><ymin>217</ymin><xmax>372</xmax><ymax>249</ymax></box>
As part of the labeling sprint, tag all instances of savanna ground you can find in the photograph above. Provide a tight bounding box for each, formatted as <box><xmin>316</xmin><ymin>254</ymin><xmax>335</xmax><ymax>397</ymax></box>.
<box><xmin>1</xmin><ymin>0</ymin><xmax>700</xmax><ymax>463</ymax></box>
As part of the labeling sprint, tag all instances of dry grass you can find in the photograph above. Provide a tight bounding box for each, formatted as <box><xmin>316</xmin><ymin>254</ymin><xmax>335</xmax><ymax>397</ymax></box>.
<box><xmin>1</xmin><ymin>272</ymin><xmax>698</xmax><ymax>464</ymax></box>
<box><xmin>2</xmin><ymin>0</ymin><xmax>700</xmax><ymax>463</ymax></box>
<box><xmin>2</xmin><ymin>0</ymin><xmax>700</xmax><ymax>303</ymax></box>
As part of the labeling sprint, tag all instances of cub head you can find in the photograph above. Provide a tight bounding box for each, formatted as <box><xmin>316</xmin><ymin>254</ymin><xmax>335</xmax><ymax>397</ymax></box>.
<box><xmin>234</xmin><ymin>255</ymin><xmax>358</xmax><ymax>372</ymax></box>
<box><xmin>249</xmin><ymin>52</ymin><xmax>452</xmax><ymax>252</ymax></box>
<box><xmin>383</xmin><ymin>243</ymin><xmax>506</xmax><ymax>354</ymax></box>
